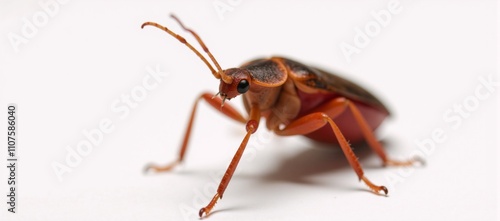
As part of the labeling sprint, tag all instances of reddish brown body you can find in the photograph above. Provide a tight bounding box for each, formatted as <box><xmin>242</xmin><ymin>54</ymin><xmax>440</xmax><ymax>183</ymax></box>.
<box><xmin>141</xmin><ymin>15</ymin><xmax>420</xmax><ymax>218</ymax></box>
<box><xmin>238</xmin><ymin>57</ymin><xmax>390</xmax><ymax>144</ymax></box>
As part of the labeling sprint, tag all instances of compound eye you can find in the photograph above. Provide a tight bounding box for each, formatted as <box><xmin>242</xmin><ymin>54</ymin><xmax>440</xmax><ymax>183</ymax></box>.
<box><xmin>237</xmin><ymin>79</ymin><xmax>250</xmax><ymax>94</ymax></box>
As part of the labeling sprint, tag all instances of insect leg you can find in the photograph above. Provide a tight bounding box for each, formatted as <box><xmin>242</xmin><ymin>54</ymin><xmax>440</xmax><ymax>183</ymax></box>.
<box><xmin>145</xmin><ymin>92</ymin><xmax>247</xmax><ymax>173</ymax></box>
<box><xmin>275</xmin><ymin>102</ymin><xmax>388</xmax><ymax>195</ymax></box>
<box><xmin>345</xmin><ymin>101</ymin><xmax>424</xmax><ymax>166</ymax></box>
<box><xmin>199</xmin><ymin>105</ymin><xmax>261</xmax><ymax>217</ymax></box>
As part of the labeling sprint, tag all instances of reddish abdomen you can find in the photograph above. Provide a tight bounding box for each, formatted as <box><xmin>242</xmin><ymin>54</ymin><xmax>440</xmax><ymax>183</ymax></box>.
<box><xmin>296</xmin><ymin>90</ymin><xmax>388</xmax><ymax>144</ymax></box>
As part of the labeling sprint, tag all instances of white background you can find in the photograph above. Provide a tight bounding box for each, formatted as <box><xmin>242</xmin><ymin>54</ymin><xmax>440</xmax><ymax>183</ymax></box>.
<box><xmin>0</xmin><ymin>0</ymin><xmax>498</xmax><ymax>220</ymax></box>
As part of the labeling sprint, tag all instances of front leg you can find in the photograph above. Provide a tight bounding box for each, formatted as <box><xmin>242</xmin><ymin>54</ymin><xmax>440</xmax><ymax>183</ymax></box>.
<box><xmin>145</xmin><ymin>92</ymin><xmax>247</xmax><ymax>173</ymax></box>
<box><xmin>199</xmin><ymin>104</ymin><xmax>261</xmax><ymax>217</ymax></box>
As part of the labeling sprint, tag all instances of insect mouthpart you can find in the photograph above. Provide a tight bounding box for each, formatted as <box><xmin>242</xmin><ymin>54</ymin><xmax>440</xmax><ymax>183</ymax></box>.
<box><xmin>213</xmin><ymin>92</ymin><xmax>230</xmax><ymax>107</ymax></box>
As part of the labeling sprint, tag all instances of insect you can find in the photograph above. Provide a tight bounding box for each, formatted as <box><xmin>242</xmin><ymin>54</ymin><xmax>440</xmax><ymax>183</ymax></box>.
<box><xmin>141</xmin><ymin>15</ymin><xmax>422</xmax><ymax>218</ymax></box>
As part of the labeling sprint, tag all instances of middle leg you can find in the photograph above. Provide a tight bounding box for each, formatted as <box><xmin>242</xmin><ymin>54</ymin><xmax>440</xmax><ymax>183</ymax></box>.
<box><xmin>275</xmin><ymin>107</ymin><xmax>388</xmax><ymax>195</ymax></box>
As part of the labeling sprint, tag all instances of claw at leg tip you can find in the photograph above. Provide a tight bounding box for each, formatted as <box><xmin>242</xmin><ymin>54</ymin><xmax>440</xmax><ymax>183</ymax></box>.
<box><xmin>413</xmin><ymin>156</ymin><xmax>427</xmax><ymax>166</ymax></box>
<box><xmin>381</xmin><ymin>186</ymin><xmax>388</xmax><ymax>195</ymax></box>
<box><xmin>143</xmin><ymin>164</ymin><xmax>154</xmax><ymax>174</ymax></box>
<box><xmin>199</xmin><ymin>208</ymin><xmax>207</xmax><ymax>218</ymax></box>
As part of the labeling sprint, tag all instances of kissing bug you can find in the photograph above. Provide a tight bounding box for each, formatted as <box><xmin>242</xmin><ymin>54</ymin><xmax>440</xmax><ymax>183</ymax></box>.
<box><xmin>141</xmin><ymin>15</ymin><xmax>422</xmax><ymax>218</ymax></box>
